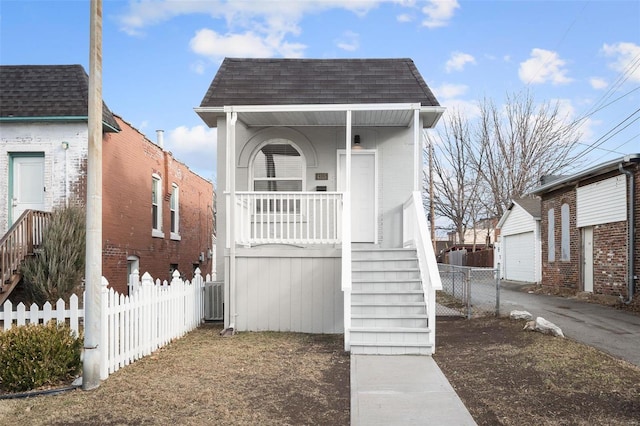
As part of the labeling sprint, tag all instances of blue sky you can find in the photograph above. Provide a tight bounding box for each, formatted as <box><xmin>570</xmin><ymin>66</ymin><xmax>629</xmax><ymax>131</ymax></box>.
<box><xmin>1</xmin><ymin>0</ymin><xmax>639</xmax><ymax>184</ymax></box>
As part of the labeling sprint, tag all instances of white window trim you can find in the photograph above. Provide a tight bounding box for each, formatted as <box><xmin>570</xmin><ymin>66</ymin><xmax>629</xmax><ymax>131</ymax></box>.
<box><xmin>249</xmin><ymin>139</ymin><xmax>306</xmax><ymax>191</ymax></box>
<box><xmin>152</xmin><ymin>173</ymin><xmax>164</xmax><ymax>238</ymax></box>
<box><xmin>170</xmin><ymin>183</ymin><xmax>181</xmax><ymax>240</ymax></box>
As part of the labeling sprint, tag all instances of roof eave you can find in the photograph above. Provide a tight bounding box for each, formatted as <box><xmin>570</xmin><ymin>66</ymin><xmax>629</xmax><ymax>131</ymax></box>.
<box><xmin>195</xmin><ymin>103</ymin><xmax>445</xmax><ymax>128</ymax></box>
<box><xmin>531</xmin><ymin>153</ymin><xmax>640</xmax><ymax>195</ymax></box>
<box><xmin>0</xmin><ymin>116</ymin><xmax>120</xmax><ymax>133</ymax></box>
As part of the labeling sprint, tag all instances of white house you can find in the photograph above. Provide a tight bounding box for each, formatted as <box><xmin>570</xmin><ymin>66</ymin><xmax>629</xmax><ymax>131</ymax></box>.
<box><xmin>196</xmin><ymin>58</ymin><xmax>445</xmax><ymax>354</ymax></box>
<box><xmin>496</xmin><ymin>197</ymin><xmax>541</xmax><ymax>283</ymax></box>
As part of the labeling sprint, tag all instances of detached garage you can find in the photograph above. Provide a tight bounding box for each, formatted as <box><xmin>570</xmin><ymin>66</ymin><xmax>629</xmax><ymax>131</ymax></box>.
<box><xmin>497</xmin><ymin>198</ymin><xmax>541</xmax><ymax>283</ymax></box>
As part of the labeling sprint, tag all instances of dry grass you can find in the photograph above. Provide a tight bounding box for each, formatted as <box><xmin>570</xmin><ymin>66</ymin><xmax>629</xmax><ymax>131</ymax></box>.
<box><xmin>434</xmin><ymin>317</ymin><xmax>640</xmax><ymax>426</ymax></box>
<box><xmin>0</xmin><ymin>323</ymin><xmax>350</xmax><ymax>426</ymax></box>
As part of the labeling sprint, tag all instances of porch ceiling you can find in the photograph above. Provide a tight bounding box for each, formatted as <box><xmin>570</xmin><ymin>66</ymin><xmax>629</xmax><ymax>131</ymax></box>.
<box><xmin>195</xmin><ymin>104</ymin><xmax>444</xmax><ymax>128</ymax></box>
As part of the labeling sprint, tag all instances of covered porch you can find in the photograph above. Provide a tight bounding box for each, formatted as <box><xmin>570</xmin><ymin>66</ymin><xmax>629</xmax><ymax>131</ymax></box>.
<box><xmin>197</xmin><ymin>102</ymin><xmax>443</xmax><ymax>352</ymax></box>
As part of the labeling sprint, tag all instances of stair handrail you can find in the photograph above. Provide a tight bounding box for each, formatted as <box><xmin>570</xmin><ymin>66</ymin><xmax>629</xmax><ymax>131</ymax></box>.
<box><xmin>0</xmin><ymin>209</ymin><xmax>51</xmax><ymax>286</ymax></box>
<box><xmin>403</xmin><ymin>191</ymin><xmax>443</xmax><ymax>350</ymax></box>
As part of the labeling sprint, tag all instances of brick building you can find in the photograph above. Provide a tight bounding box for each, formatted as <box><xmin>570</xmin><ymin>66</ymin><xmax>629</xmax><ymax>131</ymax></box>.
<box><xmin>0</xmin><ymin>64</ymin><xmax>214</xmax><ymax>297</ymax></box>
<box><xmin>103</xmin><ymin>116</ymin><xmax>214</xmax><ymax>293</ymax></box>
<box><xmin>532</xmin><ymin>155</ymin><xmax>639</xmax><ymax>303</ymax></box>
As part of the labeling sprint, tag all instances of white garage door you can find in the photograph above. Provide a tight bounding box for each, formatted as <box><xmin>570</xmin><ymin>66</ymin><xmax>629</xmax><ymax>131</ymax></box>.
<box><xmin>504</xmin><ymin>232</ymin><xmax>535</xmax><ymax>282</ymax></box>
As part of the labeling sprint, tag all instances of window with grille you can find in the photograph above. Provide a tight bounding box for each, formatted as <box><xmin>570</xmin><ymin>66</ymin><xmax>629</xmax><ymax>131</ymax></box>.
<box><xmin>252</xmin><ymin>141</ymin><xmax>304</xmax><ymax>212</ymax></box>
<box><xmin>170</xmin><ymin>183</ymin><xmax>180</xmax><ymax>239</ymax></box>
<box><xmin>152</xmin><ymin>174</ymin><xmax>163</xmax><ymax>238</ymax></box>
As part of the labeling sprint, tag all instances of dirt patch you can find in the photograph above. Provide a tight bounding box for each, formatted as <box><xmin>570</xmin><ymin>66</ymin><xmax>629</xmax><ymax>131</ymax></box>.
<box><xmin>0</xmin><ymin>323</ymin><xmax>350</xmax><ymax>425</ymax></box>
<box><xmin>434</xmin><ymin>317</ymin><xmax>640</xmax><ymax>426</ymax></box>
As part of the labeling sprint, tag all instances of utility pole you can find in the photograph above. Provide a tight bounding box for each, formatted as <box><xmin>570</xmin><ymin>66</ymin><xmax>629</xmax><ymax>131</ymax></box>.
<box><xmin>429</xmin><ymin>138</ymin><xmax>436</xmax><ymax>251</ymax></box>
<box><xmin>83</xmin><ymin>0</ymin><xmax>103</xmax><ymax>390</ymax></box>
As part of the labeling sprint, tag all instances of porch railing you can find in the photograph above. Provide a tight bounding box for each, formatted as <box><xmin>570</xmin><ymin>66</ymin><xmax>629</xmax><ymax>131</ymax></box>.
<box><xmin>402</xmin><ymin>191</ymin><xmax>442</xmax><ymax>350</ymax></box>
<box><xmin>0</xmin><ymin>209</ymin><xmax>51</xmax><ymax>288</ymax></box>
<box><xmin>229</xmin><ymin>192</ymin><xmax>343</xmax><ymax>246</ymax></box>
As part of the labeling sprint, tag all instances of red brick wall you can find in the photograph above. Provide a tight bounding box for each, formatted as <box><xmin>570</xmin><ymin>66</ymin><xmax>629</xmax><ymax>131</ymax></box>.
<box><xmin>540</xmin><ymin>164</ymin><xmax>640</xmax><ymax>300</ymax></box>
<box><xmin>540</xmin><ymin>189</ymin><xmax>579</xmax><ymax>290</ymax></box>
<box><xmin>592</xmin><ymin>221</ymin><xmax>628</xmax><ymax>295</ymax></box>
<box><xmin>101</xmin><ymin>116</ymin><xmax>214</xmax><ymax>294</ymax></box>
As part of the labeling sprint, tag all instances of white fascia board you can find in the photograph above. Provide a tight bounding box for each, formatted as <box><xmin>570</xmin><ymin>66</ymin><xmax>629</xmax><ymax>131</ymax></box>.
<box><xmin>221</xmin><ymin>103</ymin><xmax>422</xmax><ymax>113</ymax></box>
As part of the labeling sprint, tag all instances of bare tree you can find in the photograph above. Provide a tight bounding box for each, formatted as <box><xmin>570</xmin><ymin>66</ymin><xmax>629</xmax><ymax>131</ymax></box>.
<box><xmin>425</xmin><ymin>90</ymin><xmax>582</xmax><ymax>237</ymax></box>
<box><xmin>424</xmin><ymin>110</ymin><xmax>484</xmax><ymax>244</ymax></box>
<box><xmin>473</xmin><ymin>91</ymin><xmax>582</xmax><ymax>218</ymax></box>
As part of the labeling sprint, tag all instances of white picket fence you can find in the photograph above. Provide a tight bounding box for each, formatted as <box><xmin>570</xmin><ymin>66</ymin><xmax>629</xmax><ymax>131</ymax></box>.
<box><xmin>0</xmin><ymin>268</ymin><xmax>208</xmax><ymax>381</ymax></box>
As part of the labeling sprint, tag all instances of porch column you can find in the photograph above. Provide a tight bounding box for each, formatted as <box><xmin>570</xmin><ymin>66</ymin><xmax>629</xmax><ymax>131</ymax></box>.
<box><xmin>226</xmin><ymin>111</ymin><xmax>237</xmax><ymax>330</ymax></box>
<box><xmin>413</xmin><ymin>108</ymin><xmax>421</xmax><ymax>192</ymax></box>
<box><xmin>342</xmin><ymin>110</ymin><xmax>352</xmax><ymax>351</ymax></box>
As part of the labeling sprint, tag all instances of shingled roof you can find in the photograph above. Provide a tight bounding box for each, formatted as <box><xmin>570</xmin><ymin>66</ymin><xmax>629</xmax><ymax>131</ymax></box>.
<box><xmin>200</xmin><ymin>58</ymin><xmax>440</xmax><ymax>108</ymax></box>
<box><xmin>0</xmin><ymin>64</ymin><xmax>120</xmax><ymax>132</ymax></box>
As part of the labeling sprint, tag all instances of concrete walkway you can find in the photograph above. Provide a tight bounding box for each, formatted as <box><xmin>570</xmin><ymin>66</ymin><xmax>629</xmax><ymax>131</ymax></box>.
<box><xmin>351</xmin><ymin>355</ymin><xmax>476</xmax><ymax>426</ymax></box>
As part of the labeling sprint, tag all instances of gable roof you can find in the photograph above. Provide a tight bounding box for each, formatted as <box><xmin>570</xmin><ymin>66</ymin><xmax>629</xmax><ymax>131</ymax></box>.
<box><xmin>0</xmin><ymin>64</ymin><xmax>120</xmax><ymax>132</ymax></box>
<box><xmin>531</xmin><ymin>154</ymin><xmax>640</xmax><ymax>195</ymax></box>
<box><xmin>514</xmin><ymin>197</ymin><xmax>541</xmax><ymax>219</ymax></box>
<box><xmin>197</xmin><ymin>58</ymin><xmax>442</xmax><ymax>128</ymax></box>
<box><xmin>497</xmin><ymin>197</ymin><xmax>541</xmax><ymax>228</ymax></box>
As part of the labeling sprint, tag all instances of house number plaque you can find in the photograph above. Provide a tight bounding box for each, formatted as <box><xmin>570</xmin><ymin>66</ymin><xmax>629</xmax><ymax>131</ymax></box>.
<box><xmin>315</xmin><ymin>173</ymin><xmax>328</xmax><ymax>180</ymax></box>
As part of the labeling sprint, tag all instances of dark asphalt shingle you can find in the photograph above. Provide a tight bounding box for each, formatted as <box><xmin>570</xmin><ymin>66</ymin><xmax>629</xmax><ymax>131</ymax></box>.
<box><xmin>200</xmin><ymin>58</ymin><xmax>440</xmax><ymax>107</ymax></box>
<box><xmin>0</xmin><ymin>64</ymin><xmax>120</xmax><ymax>131</ymax></box>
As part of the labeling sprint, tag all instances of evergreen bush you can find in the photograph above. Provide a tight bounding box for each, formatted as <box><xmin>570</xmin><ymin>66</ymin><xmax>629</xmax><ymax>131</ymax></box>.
<box><xmin>21</xmin><ymin>205</ymin><xmax>86</xmax><ymax>305</ymax></box>
<box><xmin>0</xmin><ymin>321</ymin><xmax>82</xmax><ymax>392</ymax></box>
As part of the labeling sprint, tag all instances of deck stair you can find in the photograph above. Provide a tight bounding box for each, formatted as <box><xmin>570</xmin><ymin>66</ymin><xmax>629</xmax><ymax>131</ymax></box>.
<box><xmin>0</xmin><ymin>210</ymin><xmax>50</xmax><ymax>305</ymax></box>
<box><xmin>350</xmin><ymin>247</ymin><xmax>432</xmax><ymax>355</ymax></box>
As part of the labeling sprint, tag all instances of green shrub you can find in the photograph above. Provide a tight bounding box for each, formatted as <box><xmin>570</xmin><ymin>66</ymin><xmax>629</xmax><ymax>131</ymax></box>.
<box><xmin>0</xmin><ymin>321</ymin><xmax>82</xmax><ymax>392</ymax></box>
<box><xmin>21</xmin><ymin>205</ymin><xmax>86</xmax><ymax>305</ymax></box>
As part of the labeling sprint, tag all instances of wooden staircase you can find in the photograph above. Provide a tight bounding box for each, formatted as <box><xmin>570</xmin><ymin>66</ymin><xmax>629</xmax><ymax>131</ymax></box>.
<box><xmin>0</xmin><ymin>210</ymin><xmax>50</xmax><ymax>305</ymax></box>
<box><xmin>350</xmin><ymin>247</ymin><xmax>433</xmax><ymax>355</ymax></box>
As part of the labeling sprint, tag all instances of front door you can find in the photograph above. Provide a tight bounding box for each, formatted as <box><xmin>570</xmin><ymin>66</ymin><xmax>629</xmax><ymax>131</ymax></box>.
<box><xmin>338</xmin><ymin>151</ymin><xmax>376</xmax><ymax>243</ymax></box>
<box><xmin>582</xmin><ymin>226</ymin><xmax>594</xmax><ymax>292</ymax></box>
<box><xmin>10</xmin><ymin>154</ymin><xmax>46</xmax><ymax>224</ymax></box>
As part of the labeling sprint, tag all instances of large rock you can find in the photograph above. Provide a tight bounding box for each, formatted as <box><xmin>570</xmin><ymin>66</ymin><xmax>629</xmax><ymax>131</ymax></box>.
<box><xmin>510</xmin><ymin>310</ymin><xmax>533</xmax><ymax>320</ymax></box>
<box><xmin>523</xmin><ymin>317</ymin><xmax>564</xmax><ymax>338</ymax></box>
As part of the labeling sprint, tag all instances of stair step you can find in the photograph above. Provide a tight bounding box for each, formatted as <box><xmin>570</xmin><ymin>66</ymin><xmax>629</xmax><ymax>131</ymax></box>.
<box><xmin>352</xmin><ymin>313</ymin><xmax>427</xmax><ymax>319</ymax></box>
<box><xmin>350</xmin><ymin>342</ymin><xmax>434</xmax><ymax>355</ymax></box>
<box><xmin>353</xmin><ymin>267</ymin><xmax>419</xmax><ymax>272</ymax></box>
<box><xmin>352</xmin><ymin>289</ymin><xmax>423</xmax><ymax>294</ymax></box>
<box><xmin>351</xmin><ymin>327</ymin><xmax>430</xmax><ymax>333</ymax></box>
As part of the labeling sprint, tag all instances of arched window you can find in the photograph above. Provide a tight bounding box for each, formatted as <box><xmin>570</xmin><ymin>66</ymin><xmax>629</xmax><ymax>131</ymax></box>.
<box><xmin>252</xmin><ymin>139</ymin><xmax>304</xmax><ymax>192</ymax></box>
<box><xmin>561</xmin><ymin>203</ymin><xmax>570</xmax><ymax>261</ymax></box>
<box><xmin>548</xmin><ymin>208</ymin><xmax>555</xmax><ymax>262</ymax></box>
<box><xmin>251</xmin><ymin>139</ymin><xmax>304</xmax><ymax>213</ymax></box>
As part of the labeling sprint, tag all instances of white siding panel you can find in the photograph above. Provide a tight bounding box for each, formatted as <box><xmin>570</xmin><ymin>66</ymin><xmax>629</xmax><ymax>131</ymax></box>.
<box><xmin>234</xmin><ymin>254</ymin><xmax>343</xmax><ymax>333</ymax></box>
<box><xmin>504</xmin><ymin>232</ymin><xmax>535</xmax><ymax>282</ymax></box>
<box><xmin>577</xmin><ymin>175</ymin><xmax>626</xmax><ymax>227</ymax></box>
<box><xmin>501</xmin><ymin>204</ymin><xmax>536</xmax><ymax>236</ymax></box>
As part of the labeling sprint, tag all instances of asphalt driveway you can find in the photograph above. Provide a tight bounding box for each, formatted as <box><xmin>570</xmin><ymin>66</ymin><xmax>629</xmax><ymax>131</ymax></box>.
<box><xmin>498</xmin><ymin>282</ymin><xmax>640</xmax><ymax>367</ymax></box>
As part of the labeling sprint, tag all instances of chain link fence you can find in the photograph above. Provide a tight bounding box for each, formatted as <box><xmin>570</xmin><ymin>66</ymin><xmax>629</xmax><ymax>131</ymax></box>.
<box><xmin>437</xmin><ymin>264</ymin><xmax>500</xmax><ymax>318</ymax></box>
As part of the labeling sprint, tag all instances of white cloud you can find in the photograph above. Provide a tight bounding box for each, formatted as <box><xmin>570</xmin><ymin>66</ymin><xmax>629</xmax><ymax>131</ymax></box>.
<box><xmin>602</xmin><ymin>42</ymin><xmax>640</xmax><ymax>82</ymax></box>
<box><xmin>445</xmin><ymin>52</ymin><xmax>476</xmax><ymax>73</ymax></box>
<box><xmin>336</xmin><ymin>31</ymin><xmax>360</xmax><ymax>51</ymax></box>
<box><xmin>433</xmin><ymin>83</ymin><xmax>468</xmax><ymax>99</ymax></box>
<box><xmin>431</xmin><ymin>83</ymin><xmax>479</xmax><ymax>118</ymax></box>
<box><xmin>190</xmin><ymin>29</ymin><xmax>285</xmax><ymax>59</ymax></box>
<box><xmin>397</xmin><ymin>13</ymin><xmax>413</xmax><ymax>23</ymax></box>
<box><xmin>554</xmin><ymin>98</ymin><xmax>594</xmax><ymax>142</ymax></box>
<box><xmin>518</xmin><ymin>48</ymin><xmax>573</xmax><ymax>85</ymax></box>
<box><xmin>589</xmin><ymin>77</ymin><xmax>608</xmax><ymax>90</ymax></box>
<box><xmin>166</xmin><ymin>125</ymin><xmax>218</xmax><ymax>181</ymax></box>
<box><xmin>421</xmin><ymin>0</ymin><xmax>459</xmax><ymax>28</ymax></box>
